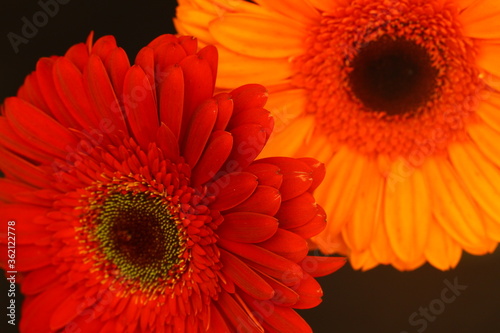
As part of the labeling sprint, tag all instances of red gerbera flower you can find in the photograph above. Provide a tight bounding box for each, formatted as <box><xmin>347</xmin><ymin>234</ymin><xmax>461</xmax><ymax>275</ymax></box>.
<box><xmin>0</xmin><ymin>33</ymin><xmax>345</xmax><ymax>332</ymax></box>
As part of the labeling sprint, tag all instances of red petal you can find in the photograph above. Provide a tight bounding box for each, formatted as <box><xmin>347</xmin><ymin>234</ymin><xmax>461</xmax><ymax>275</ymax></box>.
<box><xmin>227</xmin><ymin>185</ymin><xmax>281</xmax><ymax>216</ymax></box>
<box><xmin>123</xmin><ymin>65</ymin><xmax>159</xmax><ymax>149</ymax></box>
<box><xmin>213</xmin><ymin>93</ymin><xmax>234</xmax><ymax>131</ymax></box>
<box><xmin>21</xmin><ymin>266</ymin><xmax>59</xmax><ymax>295</ymax></box>
<box><xmin>245</xmin><ymin>163</ymin><xmax>283</xmax><ymax>189</ymax></box>
<box><xmin>258</xmin><ymin>229</ymin><xmax>308</xmax><ymax>263</ymax></box>
<box><xmin>287</xmin><ymin>208</ymin><xmax>327</xmax><ymax>239</ymax></box>
<box><xmin>156</xmin><ymin>123</ymin><xmax>180</xmax><ymax>162</ymax></box>
<box><xmin>256</xmin><ymin>157</ymin><xmax>313</xmax><ymax>200</ymax></box>
<box><xmin>159</xmin><ymin>65</ymin><xmax>184</xmax><ymax>139</ymax></box>
<box><xmin>104</xmin><ymin>47</ymin><xmax>130</xmax><ymax>103</ymax></box>
<box><xmin>239</xmin><ymin>293</ymin><xmax>312</xmax><ymax>333</ymax></box>
<box><xmin>276</xmin><ymin>192</ymin><xmax>318</xmax><ymax>229</ymax></box>
<box><xmin>191</xmin><ymin>131</ymin><xmax>233</xmax><ymax>186</ymax></box>
<box><xmin>217</xmin><ymin>239</ymin><xmax>303</xmax><ymax>285</ymax></box>
<box><xmin>0</xmin><ymin>118</ymin><xmax>52</xmax><ymax>164</ymax></box>
<box><xmin>259</xmin><ymin>273</ymin><xmax>300</xmax><ymax>307</ymax></box>
<box><xmin>218</xmin><ymin>212</ymin><xmax>278</xmax><ymax>243</ymax></box>
<box><xmin>0</xmin><ymin>244</ymin><xmax>52</xmax><ymax>271</ymax></box>
<box><xmin>53</xmin><ymin>57</ymin><xmax>100</xmax><ymax>129</ymax></box>
<box><xmin>220</xmin><ymin>249</ymin><xmax>275</xmax><ymax>300</ymax></box>
<box><xmin>64</xmin><ymin>42</ymin><xmax>90</xmax><ymax>72</ymax></box>
<box><xmin>228</xmin><ymin>107</ymin><xmax>273</xmax><ymax>130</ymax></box>
<box><xmin>35</xmin><ymin>57</ymin><xmax>77</xmax><ymax>127</ymax></box>
<box><xmin>148</xmin><ymin>34</ymin><xmax>180</xmax><ymax>48</ymax></box>
<box><xmin>5</xmin><ymin>97</ymin><xmax>79</xmax><ymax>158</ymax></box>
<box><xmin>215</xmin><ymin>292</ymin><xmax>264</xmax><ymax>332</ymax></box>
<box><xmin>298</xmin><ymin>157</ymin><xmax>325</xmax><ymax>192</ymax></box>
<box><xmin>0</xmin><ymin>147</ymin><xmax>51</xmax><ymax>188</ymax></box>
<box><xmin>18</xmin><ymin>72</ymin><xmax>50</xmax><ymax>113</ymax></box>
<box><xmin>90</xmin><ymin>35</ymin><xmax>118</xmax><ymax>61</ymax></box>
<box><xmin>85</xmin><ymin>55</ymin><xmax>128</xmax><ymax>133</ymax></box>
<box><xmin>299</xmin><ymin>256</ymin><xmax>347</xmax><ymax>277</ymax></box>
<box><xmin>0</xmin><ymin>178</ymin><xmax>36</xmax><ymax>203</ymax></box>
<box><xmin>209</xmin><ymin>306</ymin><xmax>232</xmax><ymax>332</ymax></box>
<box><xmin>225</xmin><ymin>124</ymin><xmax>269</xmax><ymax>171</ymax></box>
<box><xmin>135</xmin><ymin>46</ymin><xmax>157</xmax><ymax>101</ymax></box>
<box><xmin>153</xmin><ymin>42</ymin><xmax>188</xmax><ymax>75</ymax></box>
<box><xmin>179</xmin><ymin>54</ymin><xmax>215</xmax><ymax>135</ymax></box>
<box><xmin>50</xmin><ymin>288</ymin><xmax>93</xmax><ymax>330</ymax></box>
<box><xmin>198</xmin><ymin>45</ymin><xmax>218</xmax><ymax>89</ymax></box>
<box><xmin>0</xmin><ymin>204</ymin><xmax>50</xmax><ymax>244</ymax></box>
<box><xmin>181</xmin><ymin>99</ymin><xmax>218</xmax><ymax>167</ymax></box>
<box><xmin>20</xmin><ymin>287</ymin><xmax>70</xmax><ymax>333</ymax></box>
<box><xmin>291</xmin><ymin>273</ymin><xmax>323</xmax><ymax>309</ymax></box>
<box><xmin>178</xmin><ymin>35</ymin><xmax>198</xmax><ymax>55</ymax></box>
<box><xmin>230</xmin><ymin>84</ymin><xmax>269</xmax><ymax>112</ymax></box>
<box><xmin>208</xmin><ymin>172</ymin><xmax>258</xmax><ymax>211</ymax></box>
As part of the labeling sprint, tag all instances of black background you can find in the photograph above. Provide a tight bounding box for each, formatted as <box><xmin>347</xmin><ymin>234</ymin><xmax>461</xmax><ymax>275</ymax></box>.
<box><xmin>1</xmin><ymin>1</ymin><xmax>500</xmax><ymax>332</ymax></box>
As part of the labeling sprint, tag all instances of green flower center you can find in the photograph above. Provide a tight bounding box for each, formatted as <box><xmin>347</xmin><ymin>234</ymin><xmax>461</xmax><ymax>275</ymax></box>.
<box><xmin>94</xmin><ymin>192</ymin><xmax>184</xmax><ymax>284</ymax></box>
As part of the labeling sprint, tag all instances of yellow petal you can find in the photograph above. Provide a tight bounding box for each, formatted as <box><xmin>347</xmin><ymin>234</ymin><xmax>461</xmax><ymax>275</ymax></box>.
<box><xmin>295</xmin><ymin>131</ymin><xmax>337</xmax><ymax>163</ymax></box>
<box><xmin>424</xmin><ymin>221</ymin><xmax>462</xmax><ymax>270</ymax></box>
<box><xmin>173</xmin><ymin>14</ymin><xmax>217</xmax><ymax>45</ymax></box>
<box><xmin>216</xmin><ymin>45</ymin><xmax>293</xmax><ymax>88</ymax></box>
<box><xmin>314</xmin><ymin>147</ymin><xmax>368</xmax><ymax>243</ymax></box>
<box><xmin>481</xmin><ymin>210</ymin><xmax>500</xmax><ymax>242</ymax></box>
<box><xmin>209</xmin><ymin>14</ymin><xmax>306</xmax><ymax>58</ymax></box>
<box><xmin>460</xmin><ymin>0</ymin><xmax>500</xmax><ymax>39</ymax></box>
<box><xmin>384</xmin><ymin>164</ymin><xmax>431</xmax><ymax>263</ymax></box>
<box><xmin>476</xmin><ymin>42</ymin><xmax>500</xmax><ymax>79</ymax></box>
<box><xmin>369</xmin><ymin>198</ymin><xmax>398</xmax><ymax>266</ymax></box>
<box><xmin>342</xmin><ymin>158</ymin><xmax>382</xmax><ymax>252</ymax></box>
<box><xmin>422</xmin><ymin>156</ymin><xmax>489</xmax><ymax>250</ymax></box>
<box><xmin>259</xmin><ymin>115</ymin><xmax>315</xmax><ymax>158</ymax></box>
<box><xmin>253</xmin><ymin>0</ymin><xmax>321</xmax><ymax>24</ymax></box>
<box><xmin>391</xmin><ymin>256</ymin><xmax>426</xmax><ymax>271</ymax></box>
<box><xmin>476</xmin><ymin>92</ymin><xmax>500</xmax><ymax>132</ymax></box>
<box><xmin>266</xmin><ymin>89</ymin><xmax>307</xmax><ymax>132</ymax></box>
<box><xmin>349</xmin><ymin>250</ymin><xmax>379</xmax><ymax>271</ymax></box>
<box><xmin>306</xmin><ymin>0</ymin><xmax>349</xmax><ymax>13</ymax></box>
<box><xmin>468</xmin><ymin>122</ymin><xmax>500</xmax><ymax>166</ymax></box>
<box><xmin>448</xmin><ymin>141</ymin><xmax>500</xmax><ymax>223</ymax></box>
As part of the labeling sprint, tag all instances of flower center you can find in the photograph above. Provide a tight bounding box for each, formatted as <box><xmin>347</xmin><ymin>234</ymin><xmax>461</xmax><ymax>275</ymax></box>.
<box><xmin>291</xmin><ymin>0</ymin><xmax>483</xmax><ymax>158</ymax></box>
<box><xmin>95</xmin><ymin>192</ymin><xmax>183</xmax><ymax>284</ymax></box>
<box><xmin>348</xmin><ymin>36</ymin><xmax>438</xmax><ymax>116</ymax></box>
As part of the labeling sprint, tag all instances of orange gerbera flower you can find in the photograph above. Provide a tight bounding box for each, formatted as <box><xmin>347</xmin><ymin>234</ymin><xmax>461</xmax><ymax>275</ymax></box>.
<box><xmin>175</xmin><ymin>0</ymin><xmax>500</xmax><ymax>270</ymax></box>
<box><xmin>0</xmin><ymin>33</ymin><xmax>345</xmax><ymax>332</ymax></box>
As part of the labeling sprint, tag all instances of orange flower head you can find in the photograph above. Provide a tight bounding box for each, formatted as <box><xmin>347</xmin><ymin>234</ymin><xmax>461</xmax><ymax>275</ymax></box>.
<box><xmin>0</xmin><ymin>33</ymin><xmax>345</xmax><ymax>332</ymax></box>
<box><xmin>175</xmin><ymin>0</ymin><xmax>500</xmax><ymax>270</ymax></box>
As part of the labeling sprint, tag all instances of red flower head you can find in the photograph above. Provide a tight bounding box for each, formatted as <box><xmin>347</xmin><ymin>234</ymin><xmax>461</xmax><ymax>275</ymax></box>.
<box><xmin>0</xmin><ymin>33</ymin><xmax>345</xmax><ymax>332</ymax></box>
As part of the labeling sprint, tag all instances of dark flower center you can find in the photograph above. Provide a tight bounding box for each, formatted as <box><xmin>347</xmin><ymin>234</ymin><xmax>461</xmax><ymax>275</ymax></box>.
<box><xmin>348</xmin><ymin>36</ymin><xmax>438</xmax><ymax>116</ymax></box>
<box><xmin>95</xmin><ymin>192</ymin><xmax>183</xmax><ymax>283</ymax></box>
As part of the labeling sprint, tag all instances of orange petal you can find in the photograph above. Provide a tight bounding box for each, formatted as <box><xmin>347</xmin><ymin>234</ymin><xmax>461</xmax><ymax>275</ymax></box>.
<box><xmin>424</xmin><ymin>220</ymin><xmax>462</xmax><ymax>270</ymax></box>
<box><xmin>384</xmin><ymin>164</ymin><xmax>431</xmax><ymax>263</ymax></box>
<box><xmin>209</xmin><ymin>13</ymin><xmax>306</xmax><ymax>58</ymax></box>
<box><xmin>460</xmin><ymin>0</ymin><xmax>500</xmax><ymax>39</ymax></box>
